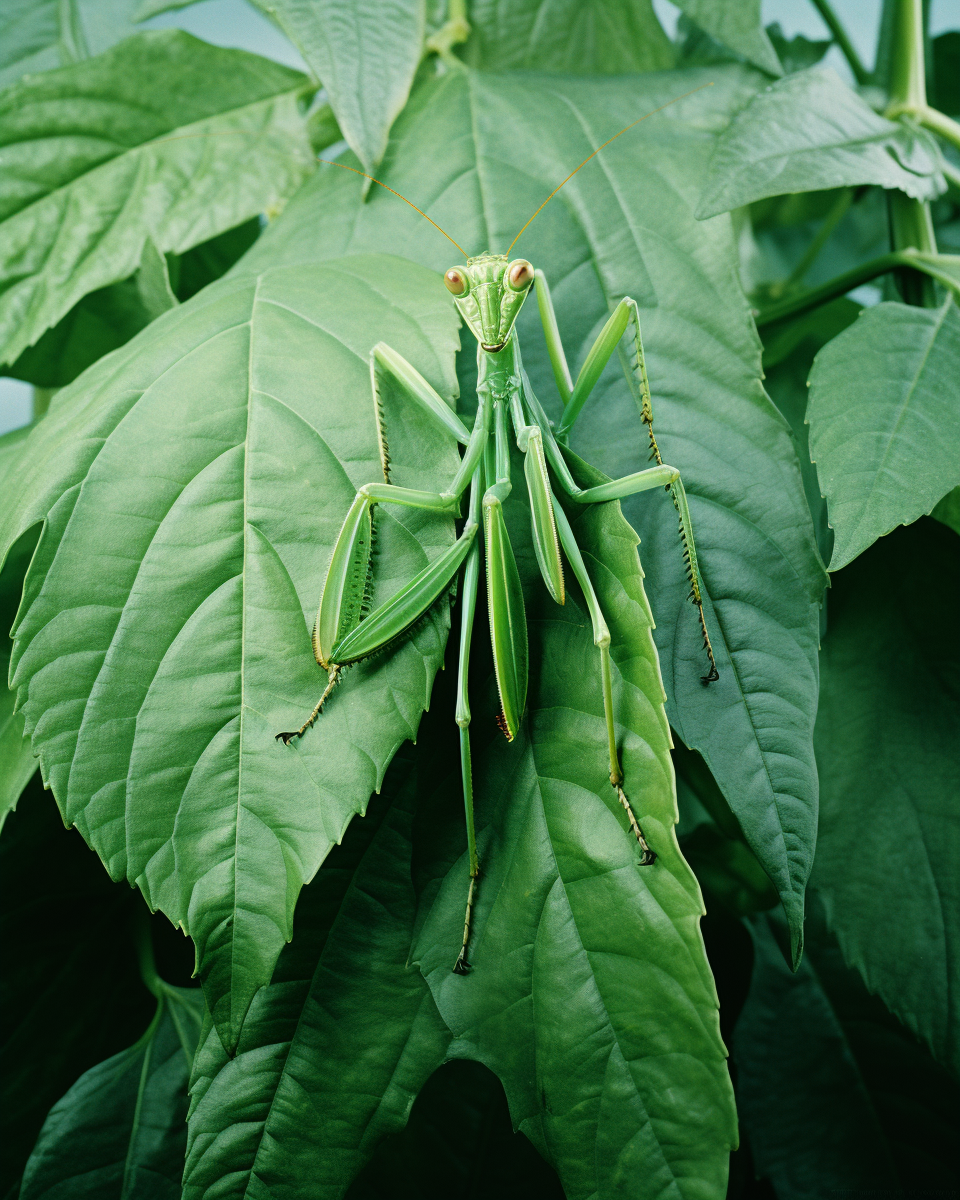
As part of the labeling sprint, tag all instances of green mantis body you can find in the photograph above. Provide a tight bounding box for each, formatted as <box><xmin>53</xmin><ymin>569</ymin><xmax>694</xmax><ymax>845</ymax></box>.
<box><xmin>277</xmin><ymin>246</ymin><xmax>718</xmax><ymax>973</ymax></box>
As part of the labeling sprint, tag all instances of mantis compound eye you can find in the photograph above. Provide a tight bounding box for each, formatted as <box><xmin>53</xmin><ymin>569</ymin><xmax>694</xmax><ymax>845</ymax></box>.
<box><xmin>506</xmin><ymin>259</ymin><xmax>534</xmax><ymax>290</ymax></box>
<box><xmin>444</xmin><ymin>269</ymin><xmax>467</xmax><ymax>296</ymax></box>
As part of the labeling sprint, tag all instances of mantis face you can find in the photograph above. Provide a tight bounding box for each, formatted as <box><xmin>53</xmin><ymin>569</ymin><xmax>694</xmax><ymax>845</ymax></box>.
<box><xmin>443</xmin><ymin>253</ymin><xmax>534</xmax><ymax>353</ymax></box>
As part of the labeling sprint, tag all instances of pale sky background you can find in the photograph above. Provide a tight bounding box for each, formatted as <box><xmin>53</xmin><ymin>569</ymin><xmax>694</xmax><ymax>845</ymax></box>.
<box><xmin>2</xmin><ymin>0</ymin><xmax>957</xmax><ymax>434</ymax></box>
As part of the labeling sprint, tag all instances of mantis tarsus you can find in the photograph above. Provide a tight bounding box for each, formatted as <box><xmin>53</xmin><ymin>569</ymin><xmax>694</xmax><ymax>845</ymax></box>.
<box><xmin>277</xmin><ymin>88</ymin><xmax>719</xmax><ymax>974</ymax></box>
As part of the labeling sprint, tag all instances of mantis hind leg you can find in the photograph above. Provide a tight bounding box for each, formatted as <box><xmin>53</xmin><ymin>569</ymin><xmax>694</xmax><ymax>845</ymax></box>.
<box><xmin>453</xmin><ymin>507</ymin><xmax>483</xmax><ymax>973</ymax></box>
<box><xmin>551</xmin><ymin>495</ymin><xmax>657</xmax><ymax>864</ymax></box>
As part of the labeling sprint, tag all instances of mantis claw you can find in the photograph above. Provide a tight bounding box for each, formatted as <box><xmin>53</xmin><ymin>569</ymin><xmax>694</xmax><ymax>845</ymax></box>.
<box><xmin>275</xmin><ymin>666</ymin><xmax>342</xmax><ymax>746</ymax></box>
<box><xmin>452</xmin><ymin>952</ymin><xmax>472</xmax><ymax>975</ymax></box>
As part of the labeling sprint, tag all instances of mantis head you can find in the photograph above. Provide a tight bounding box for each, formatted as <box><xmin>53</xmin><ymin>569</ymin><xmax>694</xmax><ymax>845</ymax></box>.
<box><xmin>443</xmin><ymin>253</ymin><xmax>534</xmax><ymax>354</ymax></box>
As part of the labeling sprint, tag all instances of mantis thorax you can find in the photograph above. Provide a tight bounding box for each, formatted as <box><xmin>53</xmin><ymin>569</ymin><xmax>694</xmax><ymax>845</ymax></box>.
<box><xmin>443</xmin><ymin>253</ymin><xmax>534</xmax><ymax>354</ymax></box>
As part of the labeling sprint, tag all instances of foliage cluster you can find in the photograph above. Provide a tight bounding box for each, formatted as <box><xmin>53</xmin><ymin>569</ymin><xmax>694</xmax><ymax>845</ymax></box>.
<box><xmin>1</xmin><ymin>0</ymin><xmax>958</xmax><ymax>1196</ymax></box>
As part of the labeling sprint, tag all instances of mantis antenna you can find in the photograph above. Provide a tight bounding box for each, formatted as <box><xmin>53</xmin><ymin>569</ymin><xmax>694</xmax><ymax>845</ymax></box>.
<box><xmin>505</xmin><ymin>81</ymin><xmax>715</xmax><ymax>255</ymax></box>
<box><xmin>317</xmin><ymin>159</ymin><xmax>469</xmax><ymax>257</ymax></box>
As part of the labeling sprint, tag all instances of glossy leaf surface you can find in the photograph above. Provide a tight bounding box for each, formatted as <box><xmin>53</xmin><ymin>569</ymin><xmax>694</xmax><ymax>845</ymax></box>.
<box><xmin>697</xmin><ymin>66</ymin><xmax>945</xmax><ymax>219</ymax></box>
<box><xmin>184</xmin><ymin>752</ymin><xmax>452</xmax><ymax>1199</ymax></box>
<box><xmin>812</xmin><ymin>520</ymin><xmax>960</xmax><ymax>1076</ymax></box>
<box><xmin>249</xmin><ymin>0</ymin><xmax>424</xmax><ymax>173</ymax></box>
<box><xmin>0</xmin><ymin>30</ymin><xmax>315</xmax><ymax>364</ymax></box>
<box><xmin>807</xmin><ymin>299</ymin><xmax>960</xmax><ymax>570</ymax></box>
<box><xmin>239</xmin><ymin>65</ymin><xmax>825</xmax><ymax>963</ymax></box>
<box><xmin>21</xmin><ymin>985</ymin><xmax>203</xmax><ymax>1200</ymax></box>
<box><xmin>2</xmin><ymin>256</ymin><xmax>462</xmax><ymax>1052</ymax></box>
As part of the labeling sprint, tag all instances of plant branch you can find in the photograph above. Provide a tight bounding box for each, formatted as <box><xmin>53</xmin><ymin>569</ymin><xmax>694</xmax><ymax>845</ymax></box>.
<box><xmin>886</xmin><ymin>103</ymin><xmax>960</xmax><ymax>154</ymax></box>
<box><xmin>781</xmin><ymin>188</ymin><xmax>854</xmax><ymax>292</ymax></box>
<box><xmin>889</xmin><ymin>0</ymin><xmax>926</xmax><ymax>109</ymax></box>
<box><xmin>809</xmin><ymin>0</ymin><xmax>870</xmax><ymax>85</ymax></box>
<box><xmin>886</xmin><ymin>0</ymin><xmax>938</xmax><ymax>305</ymax></box>
<box><xmin>757</xmin><ymin>251</ymin><xmax>917</xmax><ymax>327</ymax></box>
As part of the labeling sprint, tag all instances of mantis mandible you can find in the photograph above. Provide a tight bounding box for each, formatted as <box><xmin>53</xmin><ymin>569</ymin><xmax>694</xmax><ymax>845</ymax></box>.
<box><xmin>277</xmin><ymin>86</ymin><xmax>719</xmax><ymax>974</ymax></box>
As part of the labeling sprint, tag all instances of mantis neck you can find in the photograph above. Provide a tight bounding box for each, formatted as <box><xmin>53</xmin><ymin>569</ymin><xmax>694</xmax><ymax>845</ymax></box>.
<box><xmin>477</xmin><ymin>337</ymin><xmax>519</xmax><ymax>401</ymax></box>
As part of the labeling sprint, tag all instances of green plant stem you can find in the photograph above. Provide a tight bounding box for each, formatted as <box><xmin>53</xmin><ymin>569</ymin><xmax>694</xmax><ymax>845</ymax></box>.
<box><xmin>757</xmin><ymin>251</ymin><xmax>914</xmax><ymax>327</ymax></box>
<box><xmin>942</xmin><ymin>158</ymin><xmax>960</xmax><ymax>197</ymax></box>
<box><xmin>886</xmin><ymin>0</ymin><xmax>938</xmax><ymax>306</ymax></box>
<box><xmin>425</xmin><ymin>0</ymin><xmax>470</xmax><ymax>65</ymax></box>
<box><xmin>134</xmin><ymin>908</ymin><xmax>164</xmax><ymax>1000</ymax></box>
<box><xmin>780</xmin><ymin>188</ymin><xmax>854</xmax><ymax>293</ymax></box>
<box><xmin>808</xmin><ymin>0</ymin><xmax>870</xmax><ymax>86</ymax></box>
<box><xmin>887</xmin><ymin>103</ymin><xmax>960</xmax><ymax>154</ymax></box>
<box><xmin>888</xmin><ymin>0</ymin><xmax>926</xmax><ymax>109</ymax></box>
<box><xmin>58</xmin><ymin>0</ymin><xmax>90</xmax><ymax>63</ymax></box>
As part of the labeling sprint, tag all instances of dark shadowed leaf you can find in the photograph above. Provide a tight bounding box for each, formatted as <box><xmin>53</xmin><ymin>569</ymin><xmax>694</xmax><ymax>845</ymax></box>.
<box><xmin>20</xmin><ymin>983</ymin><xmax>203</xmax><ymax>1200</ymax></box>
<box><xmin>807</xmin><ymin>299</ymin><xmax>960</xmax><ymax>570</ymax></box>
<box><xmin>812</xmin><ymin>520</ymin><xmax>960</xmax><ymax>1076</ymax></box>
<box><xmin>735</xmin><ymin>903</ymin><xmax>960</xmax><ymax>1198</ymax></box>
<box><xmin>184</xmin><ymin>750</ymin><xmax>452</xmax><ymax>1199</ymax></box>
<box><xmin>0</xmin><ymin>30</ymin><xmax>315</xmax><ymax>364</ymax></box>
<box><xmin>931</xmin><ymin>485</ymin><xmax>960</xmax><ymax>535</ymax></box>
<box><xmin>347</xmin><ymin>1059</ymin><xmax>564</xmax><ymax>1199</ymax></box>
<box><xmin>0</xmin><ymin>779</ymin><xmax>157</xmax><ymax>1194</ymax></box>
<box><xmin>249</xmin><ymin>0</ymin><xmax>425</xmax><ymax>173</ymax></box>
<box><xmin>5</xmin><ymin>221</ymin><xmax>262</xmax><ymax>389</ymax></box>
<box><xmin>697</xmin><ymin>66</ymin><xmax>945</xmax><ymax>219</ymax></box>
<box><xmin>765</xmin><ymin>22</ymin><xmax>831</xmax><ymax>74</ymax></box>
<box><xmin>238</xmin><ymin>64</ymin><xmax>825</xmax><ymax>965</ymax></box>
<box><xmin>672</xmin><ymin>0</ymin><xmax>782</xmax><ymax>75</ymax></box>
<box><xmin>1</xmin><ymin>255</ymin><xmax>461</xmax><ymax>1052</ymax></box>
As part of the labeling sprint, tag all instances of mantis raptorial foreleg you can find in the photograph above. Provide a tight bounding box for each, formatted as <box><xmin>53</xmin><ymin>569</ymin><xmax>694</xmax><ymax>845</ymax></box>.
<box><xmin>276</xmin><ymin>347</ymin><xmax>488</xmax><ymax>745</ymax></box>
<box><xmin>529</xmin><ymin>278</ymin><xmax>720</xmax><ymax>683</ymax></box>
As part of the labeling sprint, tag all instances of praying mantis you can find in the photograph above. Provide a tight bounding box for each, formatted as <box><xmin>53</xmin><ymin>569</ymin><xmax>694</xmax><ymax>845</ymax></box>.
<box><xmin>276</xmin><ymin>90</ymin><xmax>719</xmax><ymax>974</ymax></box>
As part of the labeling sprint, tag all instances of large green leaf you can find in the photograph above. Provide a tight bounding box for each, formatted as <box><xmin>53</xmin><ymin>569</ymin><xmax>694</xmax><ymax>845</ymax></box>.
<box><xmin>1</xmin><ymin>255</ymin><xmax>462</xmax><ymax>1052</ymax></box>
<box><xmin>237</xmin><ymin>65</ymin><xmax>825</xmax><ymax>964</ymax></box>
<box><xmin>671</xmin><ymin>0</ymin><xmax>781</xmax><ymax>75</ymax></box>
<box><xmin>812</xmin><ymin>520</ymin><xmax>960</xmax><ymax>1076</ymax></box>
<box><xmin>409</xmin><ymin>449</ymin><xmax>735</xmax><ymax>1200</ymax></box>
<box><xmin>807</xmin><ymin>299</ymin><xmax>960</xmax><ymax>570</ymax></box>
<box><xmin>186</xmin><ymin>450</ymin><xmax>736</xmax><ymax>1198</ymax></box>
<box><xmin>735</xmin><ymin>904</ymin><xmax>960</xmax><ymax>1197</ymax></box>
<box><xmin>249</xmin><ymin>0</ymin><xmax>424</xmax><ymax>174</ymax></box>
<box><xmin>697</xmin><ymin>66</ymin><xmax>945</xmax><ymax>219</ymax></box>
<box><xmin>460</xmin><ymin>0</ymin><xmax>674</xmax><ymax>73</ymax></box>
<box><xmin>20</xmin><ymin>983</ymin><xmax>203</xmax><ymax>1200</ymax></box>
<box><xmin>0</xmin><ymin>30</ymin><xmax>315</xmax><ymax>365</ymax></box>
<box><xmin>184</xmin><ymin>750</ymin><xmax>452</xmax><ymax>1199</ymax></box>
<box><xmin>0</xmin><ymin>0</ymin><xmax>143</xmax><ymax>89</ymax></box>
<box><xmin>431</xmin><ymin>456</ymin><xmax>732</xmax><ymax>1186</ymax></box>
